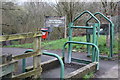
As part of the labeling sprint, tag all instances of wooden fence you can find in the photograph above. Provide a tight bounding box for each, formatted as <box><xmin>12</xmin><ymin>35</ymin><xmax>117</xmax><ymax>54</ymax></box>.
<box><xmin>0</xmin><ymin>32</ymin><xmax>42</xmax><ymax>79</ymax></box>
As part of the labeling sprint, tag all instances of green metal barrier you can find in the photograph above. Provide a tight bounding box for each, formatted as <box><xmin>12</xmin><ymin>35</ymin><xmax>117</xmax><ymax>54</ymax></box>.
<box><xmin>22</xmin><ymin>50</ymin><xmax>64</xmax><ymax>79</ymax></box>
<box><xmin>73</xmin><ymin>10</ymin><xmax>100</xmax><ymax>33</ymax></box>
<box><xmin>22</xmin><ymin>49</ymin><xmax>34</xmax><ymax>73</ymax></box>
<box><xmin>42</xmin><ymin>52</ymin><xmax>64</xmax><ymax>79</ymax></box>
<box><xmin>67</xmin><ymin>11</ymin><xmax>100</xmax><ymax>63</ymax></box>
<box><xmin>86</xmin><ymin>12</ymin><xmax>114</xmax><ymax>59</ymax></box>
<box><xmin>62</xmin><ymin>41</ymin><xmax>99</xmax><ymax>70</ymax></box>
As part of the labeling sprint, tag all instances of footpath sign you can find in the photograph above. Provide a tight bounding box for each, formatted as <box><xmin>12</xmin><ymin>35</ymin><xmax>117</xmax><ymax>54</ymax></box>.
<box><xmin>45</xmin><ymin>16</ymin><xmax>67</xmax><ymax>38</ymax></box>
<box><xmin>45</xmin><ymin>16</ymin><xmax>65</xmax><ymax>27</ymax></box>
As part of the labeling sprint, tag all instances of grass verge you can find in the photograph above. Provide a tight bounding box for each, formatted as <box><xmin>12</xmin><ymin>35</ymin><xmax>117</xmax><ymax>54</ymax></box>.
<box><xmin>4</xmin><ymin>36</ymin><xmax>118</xmax><ymax>55</ymax></box>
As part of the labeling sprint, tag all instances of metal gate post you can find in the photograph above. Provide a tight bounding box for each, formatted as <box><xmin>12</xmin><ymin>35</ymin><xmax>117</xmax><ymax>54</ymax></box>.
<box><xmin>92</xmin><ymin>24</ymin><xmax>97</xmax><ymax>62</ymax></box>
<box><xmin>109</xmin><ymin>24</ymin><xmax>114</xmax><ymax>58</ymax></box>
<box><xmin>67</xmin><ymin>23</ymin><xmax>73</xmax><ymax>63</ymax></box>
<box><xmin>86</xmin><ymin>29</ymin><xmax>91</xmax><ymax>56</ymax></box>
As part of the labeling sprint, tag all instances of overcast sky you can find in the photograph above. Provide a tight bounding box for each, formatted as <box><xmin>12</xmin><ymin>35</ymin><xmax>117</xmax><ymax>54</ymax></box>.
<box><xmin>1</xmin><ymin>0</ymin><xmax>119</xmax><ymax>2</ymax></box>
<box><xmin>18</xmin><ymin>0</ymin><xmax>118</xmax><ymax>2</ymax></box>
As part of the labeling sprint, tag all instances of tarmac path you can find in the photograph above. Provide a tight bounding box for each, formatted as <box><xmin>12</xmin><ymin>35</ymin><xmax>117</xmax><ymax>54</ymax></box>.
<box><xmin>1</xmin><ymin>48</ymin><xmax>119</xmax><ymax>79</ymax></box>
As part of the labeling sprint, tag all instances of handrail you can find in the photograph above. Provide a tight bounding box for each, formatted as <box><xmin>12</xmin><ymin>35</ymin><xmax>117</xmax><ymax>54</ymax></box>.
<box><xmin>86</xmin><ymin>12</ymin><xmax>114</xmax><ymax>58</ymax></box>
<box><xmin>42</xmin><ymin>52</ymin><xmax>64</xmax><ymax>79</ymax></box>
<box><xmin>22</xmin><ymin>50</ymin><xmax>64</xmax><ymax>79</ymax></box>
<box><xmin>71</xmin><ymin>26</ymin><xmax>93</xmax><ymax>29</ymax></box>
<box><xmin>62</xmin><ymin>41</ymin><xmax>99</xmax><ymax>70</ymax></box>
<box><xmin>0</xmin><ymin>32</ymin><xmax>42</xmax><ymax>42</ymax></box>
<box><xmin>22</xmin><ymin>49</ymin><xmax>34</xmax><ymax>73</ymax></box>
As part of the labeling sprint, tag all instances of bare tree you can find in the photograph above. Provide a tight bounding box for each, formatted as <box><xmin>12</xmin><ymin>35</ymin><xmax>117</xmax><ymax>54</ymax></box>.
<box><xmin>101</xmin><ymin>0</ymin><xmax>118</xmax><ymax>16</ymax></box>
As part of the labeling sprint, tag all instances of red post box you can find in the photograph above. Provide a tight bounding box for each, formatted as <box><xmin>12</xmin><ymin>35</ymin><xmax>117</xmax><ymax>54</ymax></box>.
<box><xmin>41</xmin><ymin>28</ymin><xmax>49</xmax><ymax>39</ymax></box>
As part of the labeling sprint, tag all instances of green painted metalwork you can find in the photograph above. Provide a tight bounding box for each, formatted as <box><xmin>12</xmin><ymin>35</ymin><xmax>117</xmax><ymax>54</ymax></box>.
<box><xmin>86</xmin><ymin>33</ymin><xmax>91</xmax><ymax>56</ymax></box>
<box><xmin>68</xmin><ymin>22</ymin><xmax>73</xmax><ymax>63</ymax></box>
<box><xmin>99</xmin><ymin>55</ymin><xmax>114</xmax><ymax>59</ymax></box>
<box><xmin>86</xmin><ymin>23</ymin><xmax>91</xmax><ymax>57</ymax></box>
<box><xmin>22</xmin><ymin>49</ymin><xmax>34</xmax><ymax>73</ymax></box>
<box><xmin>71</xmin><ymin>58</ymin><xmax>92</xmax><ymax>64</ymax></box>
<box><xmin>62</xmin><ymin>41</ymin><xmax>99</xmax><ymax>70</ymax></box>
<box><xmin>86</xmin><ymin>23</ymin><xmax>99</xmax><ymax>58</ymax></box>
<box><xmin>73</xmin><ymin>10</ymin><xmax>100</xmax><ymax>35</ymax></box>
<box><xmin>73</xmin><ymin>11</ymin><xmax>100</xmax><ymax>25</ymax></box>
<box><xmin>64</xmin><ymin>11</ymin><xmax>100</xmax><ymax>70</ymax></box>
<box><xmin>86</xmin><ymin>54</ymin><xmax>114</xmax><ymax>60</ymax></box>
<box><xmin>42</xmin><ymin>52</ymin><xmax>64</xmax><ymax>79</ymax></box>
<box><xmin>22</xmin><ymin>50</ymin><xmax>64</xmax><ymax>79</ymax></box>
<box><xmin>22</xmin><ymin>58</ymin><xmax>26</xmax><ymax>73</ymax></box>
<box><xmin>86</xmin><ymin>12</ymin><xmax>114</xmax><ymax>58</ymax></box>
<box><xmin>71</xmin><ymin>26</ymin><xmax>93</xmax><ymax>29</ymax></box>
<box><xmin>67</xmin><ymin>11</ymin><xmax>100</xmax><ymax>63</ymax></box>
<box><xmin>92</xmin><ymin>23</ymin><xmax>99</xmax><ymax>62</ymax></box>
<box><xmin>92</xmin><ymin>26</ymin><xmax>96</xmax><ymax>62</ymax></box>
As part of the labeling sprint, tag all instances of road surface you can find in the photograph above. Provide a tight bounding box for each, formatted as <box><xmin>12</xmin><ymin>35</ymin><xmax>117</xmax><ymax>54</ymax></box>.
<box><xmin>1</xmin><ymin>48</ymin><xmax>118</xmax><ymax>78</ymax></box>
